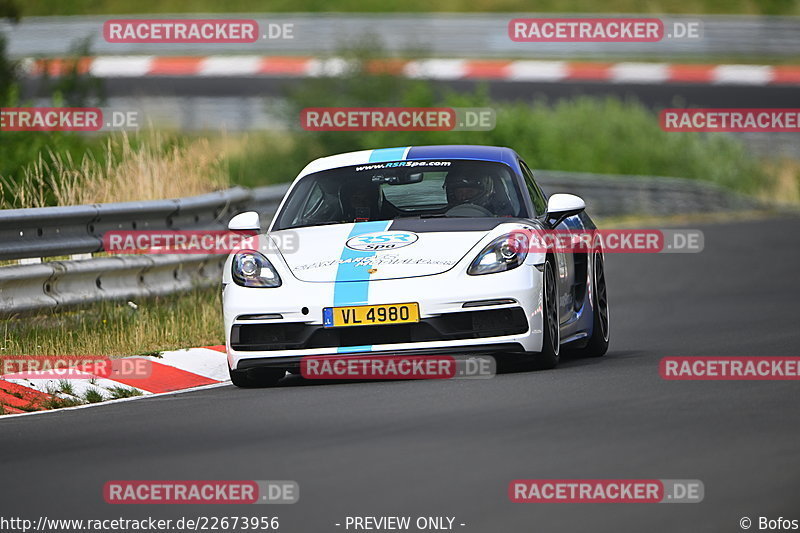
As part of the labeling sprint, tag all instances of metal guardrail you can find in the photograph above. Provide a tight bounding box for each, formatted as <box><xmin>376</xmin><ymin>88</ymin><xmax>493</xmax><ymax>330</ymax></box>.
<box><xmin>535</xmin><ymin>170</ymin><xmax>759</xmax><ymax>217</ymax></box>
<box><xmin>2</xmin><ymin>14</ymin><xmax>800</xmax><ymax>59</ymax></box>
<box><xmin>0</xmin><ymin>173</ymin><xmax>758</xmax><ymax>316</ymax></box>
<box><xmin>0</xmin><ymin>187</ymin><xmax>253</xmax><ymax>261</ymax></box>
<box><xmin>0</xmin><ymin>184</ymin><xmax>286</xmax><ymax>316</ymax></box>
<box><xmin>0</xmin><ymin>254</ymin><xmax>224</xmax><ymax>314</ymax></box>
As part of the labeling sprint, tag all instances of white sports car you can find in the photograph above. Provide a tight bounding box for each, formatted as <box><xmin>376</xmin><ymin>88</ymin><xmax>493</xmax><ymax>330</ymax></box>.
<box><xmin>222</xmin><ymin>145</ymin><xmax>609</xmax><ymax>387</ymax></box>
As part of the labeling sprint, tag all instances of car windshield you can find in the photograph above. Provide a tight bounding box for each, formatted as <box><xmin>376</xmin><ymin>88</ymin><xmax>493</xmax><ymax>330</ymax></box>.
<box><xmin>273</xmin><ymin>159</ymin><xmax>527</xmax><ymax>230</ymax></box>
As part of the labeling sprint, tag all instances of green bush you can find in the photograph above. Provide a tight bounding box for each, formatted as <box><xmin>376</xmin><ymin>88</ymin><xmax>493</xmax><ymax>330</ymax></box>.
<box><xmin>0</xmin><ymin>22</ymin><xmax>111</xmax><ymax>207</ymax></box>
<box><xmin>227</xmin><ymin>51</ymin><xmax>769</xmax><ymax>195</ymax></box>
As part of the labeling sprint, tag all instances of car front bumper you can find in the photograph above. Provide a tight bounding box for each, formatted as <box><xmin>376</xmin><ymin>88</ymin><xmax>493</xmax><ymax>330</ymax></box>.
<box><xmin>223</xmin><ymin>263</ymin><xmax>545</xmax><ymax>370</ymax></box>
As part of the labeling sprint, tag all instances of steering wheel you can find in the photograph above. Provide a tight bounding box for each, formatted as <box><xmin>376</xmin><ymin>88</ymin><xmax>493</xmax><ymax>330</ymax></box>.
<box><xmin>445</xmin><ymin>203</ymin><xmax>493</xmax><ymax>217</ymax></box>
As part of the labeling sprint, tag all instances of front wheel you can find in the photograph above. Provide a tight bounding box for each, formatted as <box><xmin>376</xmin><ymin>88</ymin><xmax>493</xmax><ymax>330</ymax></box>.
<box><xmin>229</xmin><ymin>367</ymin><xmax>285</xmax><ymax>388</ymax></box>
<box><xmin>532</xmin><ymin>260</ymin><xmax>561</xmax><ymax>370</ymax></box>
<box><xmin>574</xmin><ymin>251</ymin><xmax>610</xmax><ymax>358</ymax></box>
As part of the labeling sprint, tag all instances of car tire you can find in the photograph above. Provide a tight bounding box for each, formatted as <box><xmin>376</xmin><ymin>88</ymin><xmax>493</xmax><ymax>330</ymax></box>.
<box><xmin>533</xmin><ymin>259</ymin><xmax>560</xmax><ymax>370</ymax></box>
<box><xmin>229</xmin><ymin>367</ymin><xmax>285</xmax><ymax>388</ymax></box>
<box><xmin>574</xmin><ymin>251</ymin><xmax>610</xmax><ymax>358</ymax></box>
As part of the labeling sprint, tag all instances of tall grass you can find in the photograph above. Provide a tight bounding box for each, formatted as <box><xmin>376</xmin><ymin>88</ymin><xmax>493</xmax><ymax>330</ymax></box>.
<box><xmin>0</xmin><ymin>132</ymin><xmax>230</xmax><ymax>208</ymax></box>
<box><xmin>0</xmin><ymin>289</ymin><xmax>223</xmax><ymax>357</ymax></box>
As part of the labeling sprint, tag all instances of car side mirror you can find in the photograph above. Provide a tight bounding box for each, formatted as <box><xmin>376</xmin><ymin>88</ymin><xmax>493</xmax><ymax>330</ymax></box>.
<box><xmin>228</xmin><ymin>211</ymin><xmax>261</xmax><ymax>231</ymax></box>
<box><xmin>546</xmin><ymin>194</ymin><xmax>585</xmax><ymax>226</ymax></box>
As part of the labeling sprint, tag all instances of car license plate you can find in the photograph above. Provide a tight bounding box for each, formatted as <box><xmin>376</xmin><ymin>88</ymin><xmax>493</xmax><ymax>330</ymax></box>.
<box><xmin>323</xmin><ymin>303</ymin><xmax>420</xmax><ymax>328</ymax></box>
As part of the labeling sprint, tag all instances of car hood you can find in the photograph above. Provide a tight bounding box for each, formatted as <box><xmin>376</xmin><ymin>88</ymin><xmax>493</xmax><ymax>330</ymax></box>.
<box><xmin>268</xmin><ymin>220</ymin><xmax>512</xmax><ymax>282</ymax></box>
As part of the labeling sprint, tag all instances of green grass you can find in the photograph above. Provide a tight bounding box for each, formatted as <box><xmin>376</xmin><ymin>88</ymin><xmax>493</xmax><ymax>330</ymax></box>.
<box><xmin>226</xmin><ymin>65</ymin><xmax>777</xmax><ymax>196</ymax></box>
<box><xmin>0</xmin><ymin>385</ymin><xmax>145</xmax><ymax>415</ymax></box>
<box><xmin>1</xmin><ymin>131</ymin><xmax>231</xmax><ymax>209</ymax></box>
<box><xmin>16</xmin><ymin>402</ymin><xmax>45</xmax><ymax>412</ymax></box>
<box><xmin>221</xmin><ymin>43</ymin><xmax>781</xmax><ymax>197</ymax></box>
<box><xmin>0</xmin><ymin>32</ymin><xmax>790</xmax><ymax>208</ymax></box>
<box><xmin>0</xmin><ymin>384</ymin><xmax>146</xmax><ymax>415</ymax></box>
<box><xmin>83</xmin><ymin>389</ymin><xmax>104</xmax><ymax>403</ymax></box>
<box><xmin>40</xmin><ymin>396</ymin><xmax>85</xmax><ymax>410</ymax></box>
<box><xmin>57</xmin><ymin>379</ymin><xmax>75</xmax><ymax>396</ymax></box>
<box><xmin>4</xmin><ymin>96</ymin><xmax>779</xmax><ymax>207</ymax></box>
<box><xmin>0</xmin><ymin>288</ymin><xmax>223</xmax><ymax>357</ymax></box>
<box><xmin>0</xmin><ymin>131</ymin><xmax>110</xmax><ymax>207</ymax></box>
<box><xmin>107</xmin><ymin>386</ymin><xmax>144</xmax><ymax>399</ymax></box>
<box><xmin>17</xmin><ymin>0</ymin><xmax>800</xmax><ymax>16</ymax></box>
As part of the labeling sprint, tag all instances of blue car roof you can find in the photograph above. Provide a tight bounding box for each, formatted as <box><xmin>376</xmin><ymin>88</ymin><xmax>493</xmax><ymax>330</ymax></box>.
<box><xmin>297</xmin><ymin>145</ymin><xmax>521</xmax><ymax>178</ymax></box>
<box><xmin>405</xmin><ymin>145</ymin><xmax>517</xmax><ymax>166</ymax></box>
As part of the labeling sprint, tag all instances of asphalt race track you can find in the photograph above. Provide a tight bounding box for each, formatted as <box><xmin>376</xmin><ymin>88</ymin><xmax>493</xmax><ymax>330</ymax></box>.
<box><xmin>1</xmin><ymin>216</ymin><xmax>799</xmax><ymax>532</ymax></box>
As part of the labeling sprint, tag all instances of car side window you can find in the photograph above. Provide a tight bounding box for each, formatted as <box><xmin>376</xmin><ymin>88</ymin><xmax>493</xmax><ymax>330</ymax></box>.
<box><xmin>519</xmin><ymin>160</ymin><xmax>547</xmax><ymax>216</ymax></box>
<box><xmin>296</xmin><ymin>182</ymin><xmax>326</xmax><ymax>224</ymax></box>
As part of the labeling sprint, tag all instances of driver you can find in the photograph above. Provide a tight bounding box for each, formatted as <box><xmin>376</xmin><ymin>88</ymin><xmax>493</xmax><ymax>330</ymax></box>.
<box><xmin>339</xmin><ymin>180</ymin><xmax>383</xmax><ymax>222</ymax></box>
<box><xmin>444</xmin><ymin>173</ymin><xmax>495</xmax><ymax>210</ymax></box>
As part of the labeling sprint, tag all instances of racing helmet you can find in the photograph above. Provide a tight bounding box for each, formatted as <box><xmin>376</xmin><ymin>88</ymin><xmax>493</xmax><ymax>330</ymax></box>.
<box><xmin>339</xmin><ymin>180</ymin><xmax>382</xmax><ymax>221</ymax></box>
<box><xmin>444</xmin><ymin>173</ymin><xmax>494</xmax><ymax>207</ymax></box>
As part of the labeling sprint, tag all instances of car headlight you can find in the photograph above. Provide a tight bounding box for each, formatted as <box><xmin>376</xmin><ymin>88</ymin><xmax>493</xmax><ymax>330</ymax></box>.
<box><xmin>232</xmin><ymin>250</ymin><xmax>282</xmax><ymax>288</ymax></box>
<box><xmin>467</xmin><ymin>233</ymin><xmax>529</xmax><ymax>276</ymax></box>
